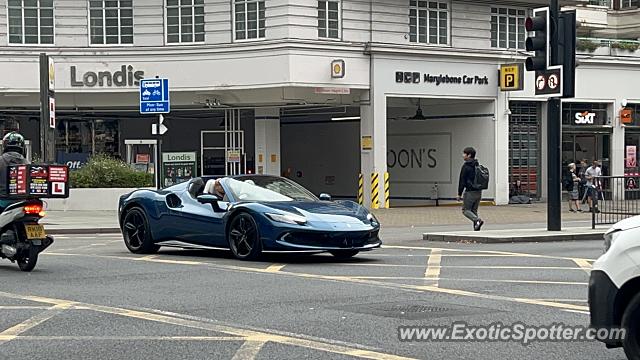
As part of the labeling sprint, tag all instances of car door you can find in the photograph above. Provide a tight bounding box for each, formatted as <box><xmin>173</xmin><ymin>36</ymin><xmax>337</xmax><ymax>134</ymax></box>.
<box><xmin>174</xmin><ymin>190</ymin><xmax>227</xmax><ymax>247</ymax></box>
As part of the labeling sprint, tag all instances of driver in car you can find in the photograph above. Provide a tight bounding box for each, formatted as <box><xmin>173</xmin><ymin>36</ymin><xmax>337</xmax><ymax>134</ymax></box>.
<box><xmin>213</xmin><ymin>179</ymin><xmax>226</xmax><ymax>199</ymax></box>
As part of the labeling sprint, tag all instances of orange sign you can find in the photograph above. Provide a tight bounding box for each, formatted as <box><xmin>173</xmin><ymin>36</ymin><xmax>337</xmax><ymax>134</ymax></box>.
<box><xmin>621</xmin><ymin>108</ymin><xmax>633</xmax><ymax>124</ymax></box>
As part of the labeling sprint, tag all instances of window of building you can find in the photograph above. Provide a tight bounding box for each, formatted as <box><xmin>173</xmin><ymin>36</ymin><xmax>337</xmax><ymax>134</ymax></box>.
<box><xmin>491</xmin><ymin>7</ymin><xmax>527</xmax><ymax>49</ymax></box>
<box><xmin>620</xmin><ymin>0</ymin><xmax>639</xmax><ymax>8</ymax></box>
<box><xmin>89</xmin><ymin>1</ymin><xmax>133</xmax><ymax>45</ymax></box>
<box><xmin>166</xmin><ymin>0</ymin><xmax>205</xmax><ymax>43</ymax></box>
<box><xmin>409</xmin><ymin>0</ymin><xmax>449</xmax><ymax>45</ymax></box>
<box><xmin>318</xmin><ymin>0</ymin><xmax>339</xmax><ymax>39</ymax></box>
<box><xmin>509</xmin><ymin>101</ymin><xmax>541</xmax><ymax>199</ymax></box>
<box><xmin>234</xmin><ymin>0</ymin><xmax>265</xmax><ymax>40</ymax></box>
<box><xmin>8</xmin><ymin>0</ymin><xmax>54</xmax><ymax>45</ymax></box>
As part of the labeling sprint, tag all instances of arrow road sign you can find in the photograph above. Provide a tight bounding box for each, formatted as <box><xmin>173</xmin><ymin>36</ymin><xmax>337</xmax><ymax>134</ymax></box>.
<box><xmin>152</xmin><ymin>114</ymin><xmax>168</xmax><ymax>135</ymax></box>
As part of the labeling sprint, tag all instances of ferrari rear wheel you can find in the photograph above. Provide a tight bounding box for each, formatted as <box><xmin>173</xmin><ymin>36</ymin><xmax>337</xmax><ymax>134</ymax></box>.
<box><xmin>228</xmin><ymin>213</ymin><xmax>261</xmax><ymax>260</ymax></box>
<box><xmin>122</xmin><ymin>208</ymin><xmax>159</xmax><ymax>254</ymax></box>
<box><xmin>329</xmin><ymin>250</ymin><xmax>360</xmax><ymax>259</ymax></box>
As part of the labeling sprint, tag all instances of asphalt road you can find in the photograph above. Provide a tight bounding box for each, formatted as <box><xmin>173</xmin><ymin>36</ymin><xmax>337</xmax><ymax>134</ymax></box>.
<box><xmin>0</xmin><ymin>232</ymin><xmax>627</xmax><ymax>360</ymax></box>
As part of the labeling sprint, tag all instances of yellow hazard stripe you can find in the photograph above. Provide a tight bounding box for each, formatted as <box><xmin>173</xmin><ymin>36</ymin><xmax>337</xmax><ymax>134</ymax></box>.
<box><xmin>384</xmin><ymin>172</ymin><xmax>390</xmax><ymax>208</ymax></box>
<box><xmin>371</xmin><ymin>172</ymin><xmax>379</xmax><ymax>209</ymax></box>
<box><xmin>358</xmin><ymin>174</ymin><xmax>364</xmax><ymax>204</ymax></box>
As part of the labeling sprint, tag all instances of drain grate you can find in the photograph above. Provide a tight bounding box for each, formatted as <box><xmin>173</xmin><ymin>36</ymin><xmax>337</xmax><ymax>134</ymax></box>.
<box><xmin>332</xmin><ymin>301</ymin><xmax>500</xmax><ymax>320</ymax></box>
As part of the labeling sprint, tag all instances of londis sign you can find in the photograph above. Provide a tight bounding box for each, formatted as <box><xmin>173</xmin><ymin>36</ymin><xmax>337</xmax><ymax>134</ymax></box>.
<box><xmin>70</xmin><ymin>65</ymin><xmax>144</xmax><ymax>87</ymax></box>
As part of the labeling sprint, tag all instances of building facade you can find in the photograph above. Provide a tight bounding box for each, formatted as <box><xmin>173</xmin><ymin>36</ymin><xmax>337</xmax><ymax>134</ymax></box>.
<box><xmin>0</xmin><ymin>0</ymin><xmax>639</xmax><ymax>207</ymax></box>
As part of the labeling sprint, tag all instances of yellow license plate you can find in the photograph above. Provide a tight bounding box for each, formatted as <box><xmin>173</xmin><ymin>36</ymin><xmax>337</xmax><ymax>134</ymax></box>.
<box><xmin>25</xmin><ymin>224</ymin><xmax>46</xmax><ymax>239</ymax></box>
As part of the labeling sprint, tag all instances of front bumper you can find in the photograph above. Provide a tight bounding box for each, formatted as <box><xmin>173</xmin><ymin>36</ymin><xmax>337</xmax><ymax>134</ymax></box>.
<box><xmin>589</xmin><ymin>270</ymin><xmax>622</xmax><ymax>347</ymax></box>
<box><xmin>274</xmin><ymin>229</ymin><xmax>382</xmax><ymax>251</ymax></box>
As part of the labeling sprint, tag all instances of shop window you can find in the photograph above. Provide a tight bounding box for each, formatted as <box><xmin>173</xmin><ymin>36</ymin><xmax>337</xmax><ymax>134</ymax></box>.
<box><xmin>508</xmin><ymin>101</ymin><xmax>541</xmax><ymax>199</ymax></box>
<box><xmin>89</xmin><ymin>0</ymin><xmax>133</xmax><ymax>45</ymax></box>
<box><xmin>8</xmin><ymin>0</ymin><xmax>54</xmax><ymax>45</ymax></box>
<box><xmin>56</xmin><ymin>119</ymin><xmax>120</xmax><ymax>158</ymax></box>
<box><xmin>234</xmin><ymin>0</ymin><xmax>265</xmax><ymax>41</ymax></box>
<box><xmin>318</xmin><ymin>0</ymin><xmax>340</xmax><ymax>39</ymax></box>
<box><xmin>409</xmin><ymin>0</ymin><xmax>449</xmax><ymax>45</ymax></box>
<box><xmin>166</xmin><ymin>0</ymin><xmax>205</xmax><ymax>43</ymax></box>
<box><xmin>491</xmin><ymin>7</ymin><xmax>528</xmax><ymax>50</ymax></box>
<box><xmin>620</xmin><ymin>0</ymin><xmax>639</xmax><ymax>8</ymax></box>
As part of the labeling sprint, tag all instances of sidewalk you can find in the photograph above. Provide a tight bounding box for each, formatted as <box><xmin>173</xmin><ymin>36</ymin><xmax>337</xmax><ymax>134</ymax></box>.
<box><xmin>42</xmin><ymin>211</ymin><xmax>120</xmax><ymax>234</ymax></box>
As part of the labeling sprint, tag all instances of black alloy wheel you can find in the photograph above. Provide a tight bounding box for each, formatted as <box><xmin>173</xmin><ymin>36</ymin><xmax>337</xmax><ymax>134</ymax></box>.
<box><xmin>228</xmin><ymin>213</ymin><xmax>261</xmax><ymax>260</ymax></box>
<box><xmin>122</xmin><ymin>208</ymin><xmax>159</xmax><ymax>254</ymax></box>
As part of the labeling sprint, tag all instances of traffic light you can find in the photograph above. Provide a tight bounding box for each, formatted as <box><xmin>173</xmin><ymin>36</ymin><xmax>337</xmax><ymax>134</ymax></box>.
<box><xmin>525</xmin><ymin>8</ymin><xmax>550</xmax><ymax>71</ymax></box>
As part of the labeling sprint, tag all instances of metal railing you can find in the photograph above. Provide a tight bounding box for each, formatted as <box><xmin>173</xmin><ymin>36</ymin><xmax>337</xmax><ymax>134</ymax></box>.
<box><xmin>591</xmin><ymin>175</ymin><xmax>640</xmax><ymax>228</ymax></box>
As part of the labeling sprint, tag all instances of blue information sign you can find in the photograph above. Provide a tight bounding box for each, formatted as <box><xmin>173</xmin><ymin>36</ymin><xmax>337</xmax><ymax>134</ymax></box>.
<box><xmin>139</xmin><ymin>78</ymin><xmax>170</xmax><ymax>114</ymax></box>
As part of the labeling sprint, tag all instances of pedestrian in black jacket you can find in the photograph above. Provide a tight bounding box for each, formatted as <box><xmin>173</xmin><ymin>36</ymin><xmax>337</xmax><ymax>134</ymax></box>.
<box><xmin>457</xmin><ymin>147</ymin><xmax>484</xmax><ymax>231</ymax></box>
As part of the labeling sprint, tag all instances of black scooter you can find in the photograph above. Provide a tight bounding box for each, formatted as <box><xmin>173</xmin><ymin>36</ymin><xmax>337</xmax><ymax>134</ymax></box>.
<box><xmin>0</xmin><ymin>199</ymin><xmax>54</xmax><ymax>271</ymax></box>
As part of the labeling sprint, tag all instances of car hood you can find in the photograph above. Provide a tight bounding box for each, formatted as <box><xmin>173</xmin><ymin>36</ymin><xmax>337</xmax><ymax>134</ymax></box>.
<box><xmin>261</xmin><ymin>201</ymin><xmax>369</xmax><ymax>223</ymax></box>
<box><xmin>609</xmin><ymin>214</ymin><xmax>640</xmax><ymax>232</ymax></box>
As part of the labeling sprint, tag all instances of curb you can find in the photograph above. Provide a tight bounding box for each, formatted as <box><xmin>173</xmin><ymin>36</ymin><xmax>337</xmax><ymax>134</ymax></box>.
<box><xmin>423</xmin><ymin>232</ymin><xmax>606</xmax><ymax>243</ymax></box>
<box><xmin>47</xmin><ymin>228</ymin><xmax>121</xmax><ymax>235</ymax></box>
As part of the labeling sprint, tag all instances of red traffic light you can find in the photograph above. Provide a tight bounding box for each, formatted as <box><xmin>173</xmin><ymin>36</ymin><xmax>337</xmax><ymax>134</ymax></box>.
<box><xmin>525</xmin><ymin>15</ymin><xmax>546</xmax><ymax>32</ymax></box>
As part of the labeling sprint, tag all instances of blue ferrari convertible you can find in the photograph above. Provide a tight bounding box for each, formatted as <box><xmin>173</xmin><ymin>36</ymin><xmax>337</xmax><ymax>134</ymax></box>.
<box><xmin>118</xmin><ymin>175</ymin><xmax>381</xmax><ymax>260</ymax></box>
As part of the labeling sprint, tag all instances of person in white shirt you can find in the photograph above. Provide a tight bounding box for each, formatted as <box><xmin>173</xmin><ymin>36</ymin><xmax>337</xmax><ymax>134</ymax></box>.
<box><xmin>585</xmin><ymin>160</ymin><xmax>602</xmax><ymax>213</ymax></box>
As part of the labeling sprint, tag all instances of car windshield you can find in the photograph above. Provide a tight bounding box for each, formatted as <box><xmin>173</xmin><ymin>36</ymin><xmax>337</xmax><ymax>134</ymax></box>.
<box><xmin>225</xmin><ymin>177</ymin><xmax>318</xmax><ymax>202</ymax></box>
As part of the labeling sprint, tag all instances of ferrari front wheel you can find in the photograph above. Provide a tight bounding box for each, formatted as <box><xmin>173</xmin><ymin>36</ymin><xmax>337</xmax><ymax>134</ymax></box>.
<box><xmin>228</xmin><ymin>213</ymin><xmax>262</xmax><ymax>260</ymax></box>
<box><xmin>122</xmin><ymin>208</ymin><xmax>159</xmax><ymax>254</ymax></box>
<box><xmin>329</xmin><ymin>250</ymin><xmax>359</xmax><ymax>259</ymax></box>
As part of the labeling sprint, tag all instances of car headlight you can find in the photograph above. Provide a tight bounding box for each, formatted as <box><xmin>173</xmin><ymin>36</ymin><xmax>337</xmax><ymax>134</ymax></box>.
<box><xmin>604</xmin><ymin>228</ymin><xmax>622</xmax><ymax>252</ymax></box>
<box><xmin>266</xmin><ymin>212</ymin><xmax>307</xmax><ymax>225</ymax></box>
<box><xmin>366</xmin><ymin>213</ymin><xmax>379</xmax><ymax>225</ymax></box>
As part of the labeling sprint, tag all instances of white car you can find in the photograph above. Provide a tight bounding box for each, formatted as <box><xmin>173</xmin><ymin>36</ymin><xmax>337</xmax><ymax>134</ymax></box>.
<box><xmin>590</xmin><ymin>215</ymin><xmax>640</xmax><ymax>359</ymax></box>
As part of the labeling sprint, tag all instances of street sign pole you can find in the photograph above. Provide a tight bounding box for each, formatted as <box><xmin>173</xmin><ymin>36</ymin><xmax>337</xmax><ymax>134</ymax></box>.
<box><xmin>548</xmin><ymin>0</ymin><xmax>561</xmax><ymax>231</ymax></box>
<box><xmin>139</xmin><ymin>77</ymin><xmax>170</xmax><ymax>190</ymax></box>
<box><xmin>156</xmin><ymin>114</ymin><xmax>162</xmax><ymax>189</ymax></box>
<box><xmin>38</xmin><ymin>53</ymin><xmax>48</xmax><ymax>162</ymax></box>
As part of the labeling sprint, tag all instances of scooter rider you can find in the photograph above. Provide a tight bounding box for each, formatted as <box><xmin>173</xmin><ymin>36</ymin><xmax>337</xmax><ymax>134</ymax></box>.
<box><xmin>0</xmin><ymin>132</ymin><xmax>29</xmax><ymax>212</ymax></box>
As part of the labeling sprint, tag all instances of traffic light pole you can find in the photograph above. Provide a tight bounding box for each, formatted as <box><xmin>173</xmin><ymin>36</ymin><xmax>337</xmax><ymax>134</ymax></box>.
<box><xmin>547</xmin><ymin>0</ymin><xmax>561</xmax><ymax>231</ymax></box>
<box><xmin>156</xmin><ymin>114</ymin><xmax>162</xmax><ymax>190</ymax></box>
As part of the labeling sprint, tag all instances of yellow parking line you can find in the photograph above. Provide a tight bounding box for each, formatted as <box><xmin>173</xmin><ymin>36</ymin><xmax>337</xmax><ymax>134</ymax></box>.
<box><xmin>573</xmin><ymin>259</ymin><xmax>592</xmax><ymax>274</ymax></box>
<box><xmin>424</xmin><ymin>249</ymin><xmax>442</xmax><ymax>287</ymax></box>
<box><xmin>348</xmin><ymin>276</ymin><xmax>588</xmax><ymax>286</ymax></box>
<box><xmin>0</xmin><ymin>291</ymin><xmax>416</xmax><ymax>360</ymax></box>
<box><xmin>383</xmin><ymin>245</ymin><xmax>597</xmax><ymax>262</ymax></box>
<box><xmin>265</xmin><ymin>264</ymin><xmax>286</xmax><ymax>273</ymax></box>
<box><xmin>0</xmin><ymin>302</ymin><xmax>74</xmax><ymax>343</ymax></box>
<box><xmin>10</xmin><ymin>335</ymin><xmax>242</xmax><ymax>341</ymax></box>
<box><xmin>40</xmin><ymin>252</ymin><xmax>589</xmax><ymax>313</ymax></box>
<box><xmin>0</xmin><ymin>306</ymin><xmax>51</xmax><ymax>310</ymax></box>
<box><xmin>231</xmin><ymin>340</ymin><xmax>268</xmax><ymax>360</ymax></box>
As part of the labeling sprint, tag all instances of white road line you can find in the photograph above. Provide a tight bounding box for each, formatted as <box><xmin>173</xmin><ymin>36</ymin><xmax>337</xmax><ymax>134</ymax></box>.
<box><xmin>424</xmin><ymin>249</ymin><xmax>442</xmax><ymax>287</ymax></box>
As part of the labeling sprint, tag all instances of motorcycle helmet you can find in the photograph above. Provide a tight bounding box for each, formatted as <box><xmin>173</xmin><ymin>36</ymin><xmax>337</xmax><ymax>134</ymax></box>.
<box><xmin>2</xmin><ymin>132</ymin><xmax>26</xmax><ymax>156</ymax></box>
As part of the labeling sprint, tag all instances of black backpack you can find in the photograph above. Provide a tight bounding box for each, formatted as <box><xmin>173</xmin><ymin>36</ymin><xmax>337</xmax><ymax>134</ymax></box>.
<box><xmin>472</xmin><ymin>164</ymin><xmax>490</xmax><ymax>190</ymax></box>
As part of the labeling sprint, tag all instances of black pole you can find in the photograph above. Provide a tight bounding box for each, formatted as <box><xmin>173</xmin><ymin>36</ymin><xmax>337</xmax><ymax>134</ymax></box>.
<box><xmin>38</xmin><ymin>53</ymin><xmax>49</xmax><ymax>162</ymax></box>
<box><xmin>547</xmin><ymin>0</ymin><xmax>561</xmax><ymax>231</ymax></box>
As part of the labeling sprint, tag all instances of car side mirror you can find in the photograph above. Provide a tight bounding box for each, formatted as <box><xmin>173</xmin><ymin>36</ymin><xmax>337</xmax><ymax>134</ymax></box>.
<box><xmin>197</xmin><ymin>194</ymin><xmax>225</xmax><ymax>212</ymax></box>
<box><xmin>319</xmin><ymin>193</ymin><xmax>332</xmax><ymax>201</ymax></box>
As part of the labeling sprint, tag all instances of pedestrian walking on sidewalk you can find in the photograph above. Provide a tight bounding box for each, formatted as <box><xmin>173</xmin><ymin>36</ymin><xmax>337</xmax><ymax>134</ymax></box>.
<box><xmin>456</xmin><ymin>147</ymin><xmax>487</xmax><ymax>231</ymax></box>
<box><xmin>585</xmin><ymin>160</ymin><xmax>602</xmax><ymax>213</ymax></box>
<box><xmin>564</xmin><ymin>163</ymin><xmax>582</xmax><ymax>212</ymax></box>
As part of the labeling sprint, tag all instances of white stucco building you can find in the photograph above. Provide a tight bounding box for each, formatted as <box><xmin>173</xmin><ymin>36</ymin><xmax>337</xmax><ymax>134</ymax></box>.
<box><xmin>0</xmin><ymin>0</ymin><xmax>638</xmax><ymax>207</ymax></box>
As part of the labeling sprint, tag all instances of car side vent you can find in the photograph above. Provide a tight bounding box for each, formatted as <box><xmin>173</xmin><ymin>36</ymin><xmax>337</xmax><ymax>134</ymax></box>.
<box><xmin>166</xmin><ymin>194</ymin><xmax>182</xmax><ymax>208</ymax></box>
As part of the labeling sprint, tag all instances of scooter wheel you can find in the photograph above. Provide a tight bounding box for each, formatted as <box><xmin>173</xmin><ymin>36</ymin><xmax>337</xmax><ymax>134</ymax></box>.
<box><xmin>17</xmin><ymin>248</ymin><xmax>38</xmax><ymax>272</ymax></box>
